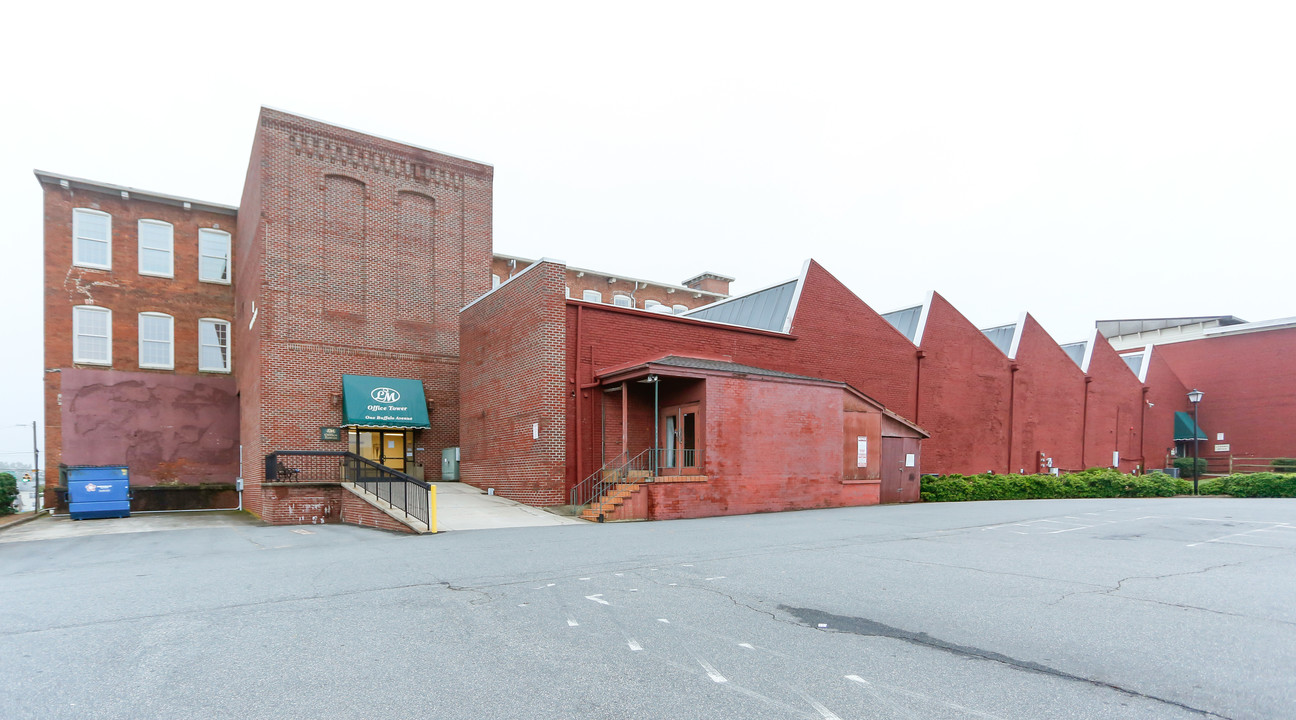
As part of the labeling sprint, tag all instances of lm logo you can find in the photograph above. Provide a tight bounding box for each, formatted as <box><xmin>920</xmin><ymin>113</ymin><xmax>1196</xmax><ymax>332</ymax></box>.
<box><xmin>371</xmin><ymin>387</ymin><xmax>401</xmax><ymax>404</ymax></box>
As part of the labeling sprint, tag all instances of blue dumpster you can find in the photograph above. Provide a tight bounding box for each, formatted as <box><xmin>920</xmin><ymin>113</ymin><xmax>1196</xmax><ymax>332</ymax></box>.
<box><xmin>66</xmin><ymin>466</ymin><xmax>132</xmax><ymax>520</ymax></box>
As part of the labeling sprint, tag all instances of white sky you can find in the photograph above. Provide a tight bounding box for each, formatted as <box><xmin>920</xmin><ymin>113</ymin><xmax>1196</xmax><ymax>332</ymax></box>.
<box><xmin>2</xmin><ymin>0</ymin><xmax>1293</xmax><ymax>458</ymax></box>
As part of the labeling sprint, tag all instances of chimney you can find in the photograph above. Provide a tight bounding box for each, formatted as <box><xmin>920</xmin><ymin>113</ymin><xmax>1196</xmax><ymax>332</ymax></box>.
<box><xmin>681</xmin><ymin>272</ymin><xmax>734</xmax><ymax>297</ymax></box>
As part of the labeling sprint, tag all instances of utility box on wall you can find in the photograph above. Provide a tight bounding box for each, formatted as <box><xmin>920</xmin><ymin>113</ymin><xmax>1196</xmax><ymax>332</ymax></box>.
<box><xmin>441</xmin><ymin>447</ymin><xmax>460</xmax><ymax>481</ymax></box>
<box><xmin>66</xmin><ymin>465</ymin><xmax>132</xmax><ymax>520</ymax></box>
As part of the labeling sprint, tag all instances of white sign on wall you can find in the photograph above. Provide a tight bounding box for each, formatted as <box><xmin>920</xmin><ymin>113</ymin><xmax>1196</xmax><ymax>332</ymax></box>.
<box><xmin>905</xmin><ymin>453</ymin><xmax>916</xmax><ymax>468</ymax></box>
<box><xmin>1215</xmin><ymin>444</ymin><xmax>1230</xmax><ymax>452</ymax></box>
<box><xmin>856</xmin><ymin>436</ymin><xmax>867</xmax><ymax>468</ymax></box>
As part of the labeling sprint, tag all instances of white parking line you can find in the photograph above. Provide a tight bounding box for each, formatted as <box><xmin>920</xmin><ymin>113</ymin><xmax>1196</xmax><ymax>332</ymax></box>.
<box><xmin>1188</xmin><ymin>523</ymin><xmax>1293</xmax><ymax>547</ymax></box>
<box><xmin>697</xmin><ymin>657</ymin><xmax>727</xmax><ymax>683</ymax></box>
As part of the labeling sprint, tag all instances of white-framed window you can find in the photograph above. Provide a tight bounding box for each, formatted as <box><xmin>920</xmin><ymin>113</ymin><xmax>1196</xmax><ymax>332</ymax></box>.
<box><xmin>138</xmin><ymin>312</ymin><xmax>174</xmax><ymax>369</ymax></box>
<box><xmin>73</xmin><ymin>305</ymin><xmax>112</xmax><ymax>365</ymax></box>
<box><xmin>492</xmin><ymin>274</ymin><xmax>502</xmax><ymax>289</ymax></box>
<box><xmin>73</xmin><ymin>208</ymin><xmax>112</xmax><ymax>269</ymax></box>
<box><xmin>198</xmin><ymin>228</ymin><xmax>232</xmax><ymax>283</ymax></box>
<box><xmin>613</xmin><ymin>294</ymin><xmax>633</xmax><ymax>308</ymax></box>
<box><xmin>582</xmin><ymin>289</ymin><xmax>602</xmax><ymax>303</ymax></box>
<box><xmin>137</xmin><ymin>219</ymin><xmax>174</xmax><ymax>277</ymax></box>
<box><xmin>199</xmin><ymin>318</ymin><xmax>231</xmax><ymax>372</ymax></box>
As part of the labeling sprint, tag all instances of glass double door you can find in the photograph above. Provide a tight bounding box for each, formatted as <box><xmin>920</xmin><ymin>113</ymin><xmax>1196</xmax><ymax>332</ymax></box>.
<box><xmin>660</xmin><ymin>403</ymin><xmax>699</xmax><ymax>473</ymax></box>
<box><xmin>351</xmin><ymin>428</ymin><xmax>410</xmax><ymax>472</ymax></box>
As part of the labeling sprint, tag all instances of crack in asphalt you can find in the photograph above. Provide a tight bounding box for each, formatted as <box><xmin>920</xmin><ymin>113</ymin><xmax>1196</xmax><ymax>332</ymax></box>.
<box><xmin>0</xmin><ymin>578</ymin><xmax>484</xmax><ymax>637</ymax></box>
<box><xmin>780</xmin><ymin>605</ymin><xmax>1233</xmax><ymax>719</ymax></box>
<box><xmin>1044</xmin><ymin>557</ymin><xmax>1296</xmax><ymax>629</ymax></box>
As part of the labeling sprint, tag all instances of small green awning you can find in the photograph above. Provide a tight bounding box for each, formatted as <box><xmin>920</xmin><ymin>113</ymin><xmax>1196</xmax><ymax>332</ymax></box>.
<box><xmin>342</xmin><ymin>375</ymin><xmax>430</xmax><ymax>428</ymax></box>
<box><xmin>1174</xmin><ymin>411</ymin><xmax>1207</xmax><ymax>441</ymax></box>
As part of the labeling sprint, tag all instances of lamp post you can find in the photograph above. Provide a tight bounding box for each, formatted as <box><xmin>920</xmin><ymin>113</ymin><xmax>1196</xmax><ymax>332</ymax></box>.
<box><xmin>11</xmin><ymin>422</ymin><xmax>38</xmax><ymax>514</ymax></box>
<box><xmin>1187</xmin><ymin>389</ymin><xmax>1204</xmax><ymax>494</ymax></box>
<box><xmin>638</xmin><ymin>375</ymin><xmax>660</xmax><ymax>475</ymax></box>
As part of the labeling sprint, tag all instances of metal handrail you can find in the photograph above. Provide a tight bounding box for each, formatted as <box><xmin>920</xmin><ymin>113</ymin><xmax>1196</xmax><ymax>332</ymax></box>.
<box><xmin>570</xmin><ymin>451</ymin><xmax>629</xmax><ymax>507</ymax></box>
<box><xmin>265</xmin><ymin>450</ymin><xmax>432</xmax><ymax>529</ymax></box>
<box><xmin>569</xmin><ymin>448</ymin><xmax>706</xmax><ymax>508</ymax></box>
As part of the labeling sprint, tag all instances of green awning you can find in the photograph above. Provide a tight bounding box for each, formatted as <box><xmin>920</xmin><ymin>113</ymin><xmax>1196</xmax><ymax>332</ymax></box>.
<box><xmin>342</xmin><ymin>375</ymin><xmax>430</xmax><ymax>428</ymax></box>
<box><xmin>1174</xmin><ymin>411</ymin><xmax>1207</xmax><ymax>441</ymax></box>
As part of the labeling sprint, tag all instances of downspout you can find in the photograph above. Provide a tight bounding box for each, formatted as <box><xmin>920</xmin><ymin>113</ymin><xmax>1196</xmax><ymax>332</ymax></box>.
<box><xmin>913</xmin><ymin>350</ymin><xmax>925</xmax><ymax>424</ymax></box>
<box><xmin>1081</xmin><ymin>376</ymin><xmax>1093</xmax><ymax>469</ymax></box>
<box><xmin>1137</xmin><ymin>387</ymin><xmax>1149</xmax><ymax>473</ymax></box>
<box><xmin>573</xmin><ymin>303</ymin><xmax>584</xmax><ymax>489</ymax></box>
<box><xmin>1007</xmin><ymin>364</ymin><xmax>1019</xmax><ymax>473</ymax></box>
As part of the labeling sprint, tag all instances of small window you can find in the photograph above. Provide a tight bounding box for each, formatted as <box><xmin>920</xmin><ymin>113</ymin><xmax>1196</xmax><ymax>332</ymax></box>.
<box><xmin>673</xmin><ymin>304</ymin><xmax>689</xmax><ymax>314</ymax></box>
<box><xmin>138</xmin><ymin>219</ymin><xmax>174</xmax><ymax>277</ymax></box>
<box><xmin>199</xmin><ymin>318</ymin><xmax>231</xmax><ymax>372</ymax></box>
<box><xmin>199</xmin><ymin>229</ymin><xmax>232</xmax><ymax>283</ymax></box>
<box><xmin>492</xmin><ymin>274</ymin><xmax>502</xmax><ymax>289</ymax></box>
<box><xmin>582</xmin><ymin>289</ymin><xmax>602</xmax><ymax>303</ymax></box>
<box><xmin>613</xmin><ymin>294</ymin><xmax>633</xmax><ymax>308</ymax></box>
<box><xmin>644</xmin><ymin>300</ymin><xmax>662</xmax><ymax>310</ymax></box>
<box><xmin>73</xmin><ymin>306</ymin><xmax>112</xmax><ymax>365</ymax></box>
<box><xmin>73</xmin><ymin>209</ymin><xmax>111</xmax><ymax>269</ymax></box>
<box><xmin>139</xmin><ymin>312</ymin><xmax>174</xmax><ymax>369</ymax></box>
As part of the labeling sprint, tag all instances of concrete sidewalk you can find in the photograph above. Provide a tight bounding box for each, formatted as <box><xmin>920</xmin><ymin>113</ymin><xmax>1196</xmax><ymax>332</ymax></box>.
<box><xmin>432</xmin><ymin>482</ymin><xmax>583</xmax><ymax>531</ymax></box>
<box><xmin>0</xmin><ymin>483</ymin><xmax>583</xmax><ymax>542</ymax></box>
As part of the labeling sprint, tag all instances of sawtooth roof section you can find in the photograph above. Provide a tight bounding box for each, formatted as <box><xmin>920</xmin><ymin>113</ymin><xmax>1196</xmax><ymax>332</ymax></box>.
<box><xmin>1059</xmin><ymin>341</ymin><xmax>1087</xmax><ymax>368</ymax></box>
<box><xmin>683</xmin><ymin>279</ymin><xmax>797</xmax><ymax>332</ymax></box>
<box><xmin>881</xmin><ymin>305</ymin><xmax>923</xmax><ymax>343</ymax></box>
<box><xmin>1096</xmin><ymin>316</ymin><xmax>1246</xmax><ymax>338</ymax></box>
<box><xmin>981</xmin><ymin>324</ymin><xmax>1017</xmax><ymax>355</ymax></box>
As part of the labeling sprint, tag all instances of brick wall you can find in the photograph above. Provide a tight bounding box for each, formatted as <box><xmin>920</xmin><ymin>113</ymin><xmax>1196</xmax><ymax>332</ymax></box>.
<box><xmin>642</xmin><ymin>380</ymin><xmax>880</xmax><ymax>520</ymax></box>
<box><xmin>339</xmin><ymin>487</ymin><xmax>419</xmax><ymax>534</ymax></box>
<box><xmin>914</xmin><ymin>292</ymin><xmax>1013</xmax><ymax>474</ymax></box>
<box><xmin>260</xmin><ymin>484</ymin><xmax>341</xmax><ymax>525</ymax></box>
<box><xmin>567</xmin><ymin>260</ymin><xmax>1154</xmax><ymax>484</ymax></box>
<box><xmin>1141</xmin><ymin>345</ymin><xmax>1190</xmax><ymax>469</ymax></box>
<box><xmin>492</xmin><ymin>256</ymin><xmax>724</xmax><ymax>312</ymax></box>
<box><xmin>1154</xmin><ymin>327</ymin><xmax>1296</xmax><ymax>461</ymax></box>
<box><xmin>237</xmin><ymin>108</ymin><xmax>494</xmax><ymax>519</ymax></box>
<box><xmin>1010</xmin><ymin>314</ymin><xmax>1087</xmax><ymax>473</ymax></box>
<box><xmin>459</xmin><ymin>260</ymin><xmax>568</xmax><ymax>505</ymax></box>
<box><xmin>41</xmin><ymin>181</ymin><xmax>237</xmax><ymax>503</ymax></box>
<box><xmin>234</xmin><ymin>126</ymin><xmax>267</xmax><ymax>515</ymax></box>
<box><xmin>1084</xmin><ymin>335</ymin><xmax>1145</xmax><ymax>472</ymax></box>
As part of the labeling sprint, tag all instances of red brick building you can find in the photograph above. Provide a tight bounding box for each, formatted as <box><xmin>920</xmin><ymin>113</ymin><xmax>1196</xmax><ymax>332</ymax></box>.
<box><xmin>38</xmin><ymin>109</ymin><xmax>1296</xmax><ymax>526</ymax></box>
<box><xmin>38</xmin><ymin>172</ymin><xmax>240</xmax><ymax>492</ymax></box>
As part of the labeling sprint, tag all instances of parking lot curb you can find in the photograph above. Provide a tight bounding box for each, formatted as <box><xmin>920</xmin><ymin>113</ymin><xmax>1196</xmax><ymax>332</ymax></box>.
<box><xmin>0</xmin><ymin>510</ymin><xmax>49</xmax><ymax>533</ymax></box>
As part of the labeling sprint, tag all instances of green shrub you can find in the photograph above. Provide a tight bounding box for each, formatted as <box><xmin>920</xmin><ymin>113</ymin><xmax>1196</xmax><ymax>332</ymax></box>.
<box><xmin>1205</xmin><ymin>473</ymin><xmax>1296</xmax><ymax>498</ymax></box>
<box><xmin>0</xmin><ymin>472</ymin><xmax>17</xmax><ymax>516</ymax></box>
<box><xmin>1197</xmin><ymin>478</ymin><xmax>1226</xmax><ymax>495</ymax></box>
<box><xmin>1173</xmin><ymin>457</ymin><xmax>1208</xmax><ymax>478</ymax></box>
<box><xmin>919</xmin><ymin>469</ymin><xmax>1188</xmax><ymax>502</ymax></box>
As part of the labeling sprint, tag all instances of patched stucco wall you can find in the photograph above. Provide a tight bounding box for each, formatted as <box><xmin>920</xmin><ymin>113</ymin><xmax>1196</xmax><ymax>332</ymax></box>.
<box><xmin>58</xmin><ymin>368</ymin><xmax>239</xmax><ymax>486</ymax></box>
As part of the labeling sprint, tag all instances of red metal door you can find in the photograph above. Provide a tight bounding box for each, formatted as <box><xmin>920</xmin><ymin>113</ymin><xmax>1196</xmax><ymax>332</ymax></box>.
<box><xmin>881</xmin><ymin>438</ymin><xmax>922</xmax><ymax>503</ymax></box>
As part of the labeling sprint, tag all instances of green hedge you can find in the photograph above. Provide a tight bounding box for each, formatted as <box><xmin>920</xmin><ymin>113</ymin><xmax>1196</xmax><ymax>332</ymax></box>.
<box><xmin>920</xmin><ymin>468</ymin><xmax>1192</xmax><ymax>502</ymax></box>
<box><xmin>1197</xmin><ymin>473</ymin><xmax>1296</xmax><ymax>498</ymax></box>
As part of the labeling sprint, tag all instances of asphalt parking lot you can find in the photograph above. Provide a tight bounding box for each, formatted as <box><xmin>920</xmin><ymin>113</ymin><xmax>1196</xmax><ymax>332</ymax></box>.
<box><xmin>2</xmin><ymin>497</ymin><xmax>1293</xmax><ymax>720</ymax></box>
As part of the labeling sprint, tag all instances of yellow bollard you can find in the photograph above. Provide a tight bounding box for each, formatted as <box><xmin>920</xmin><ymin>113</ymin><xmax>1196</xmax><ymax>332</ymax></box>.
<box><xmin>428</xmin><ymin>485</ymin><xmax>437</xmax><ymax>534</ymax></box>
